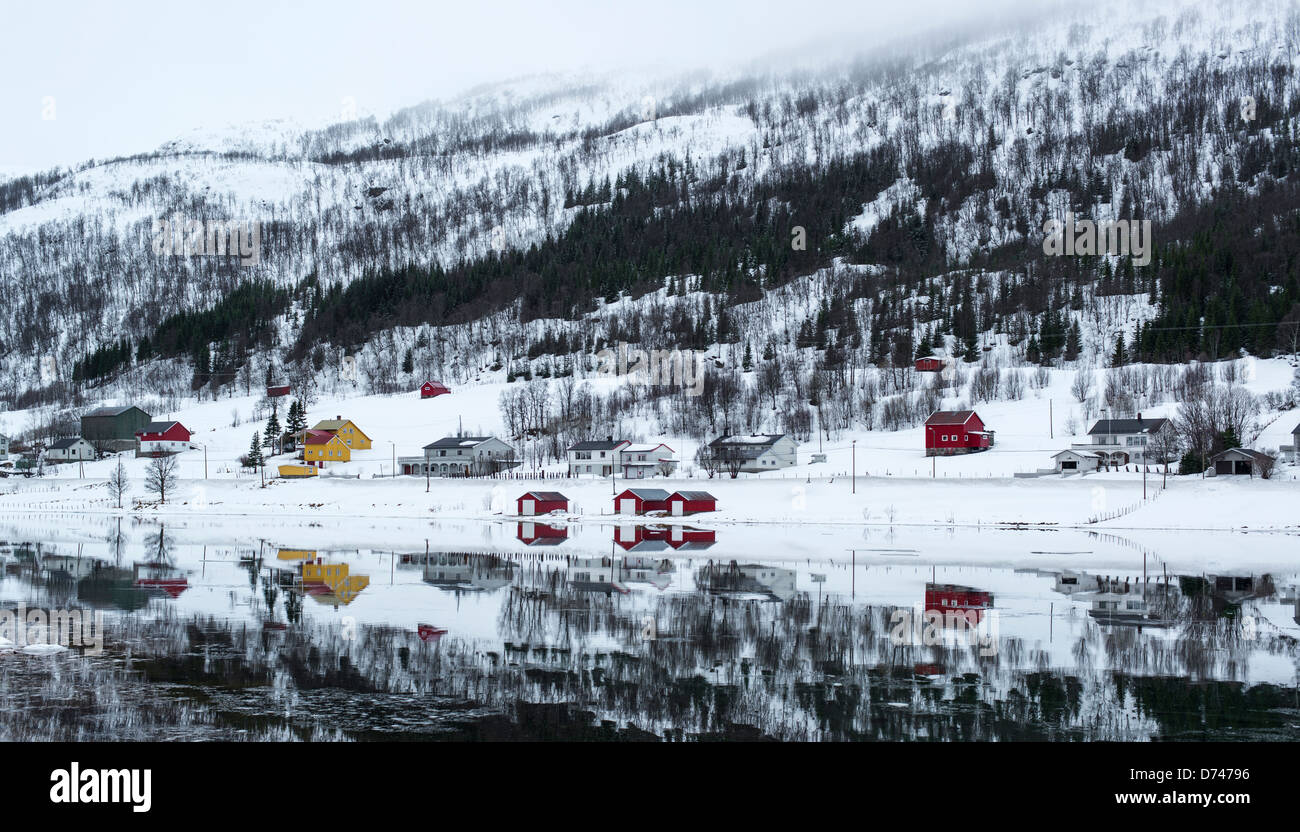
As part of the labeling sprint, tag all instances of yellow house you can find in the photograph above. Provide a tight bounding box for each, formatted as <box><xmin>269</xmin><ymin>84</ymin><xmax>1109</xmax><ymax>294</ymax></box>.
<box><xmin>303</xmin><ymin>430</ymin><xmax>350</xmax><ymax>464</ymax></box>
<box><xmin>301</xmin><ymin>561</ymin><xmax>370</xmax><ymax>606</ymax></box>
<box><xmin>310</xmin><ymin>417</ymin><xmax>372</xmax><ymax>450</ymax></box>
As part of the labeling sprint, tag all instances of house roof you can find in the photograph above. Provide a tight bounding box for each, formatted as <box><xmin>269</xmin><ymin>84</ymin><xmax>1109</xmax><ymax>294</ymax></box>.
<box><xmin>521</xmin><ymin>491</ymin><xmax>568</xmax><ymax>502</ymax></box>
<box><xmin>1053</xmin><ymin>449</ymin><xmax>1100</xmax><ymax>459</ymax></box>
<box><xmin>925</xmin><ymin>410</ymin><xmax>979</xmax><ymax>426</ymax></box>
<box><xmin>1292</xmin><ymin>423</ymin><xmax>1300</xmax><ymax>435</ymax></box>
<box><xmin>1087</xmin><ymin>417</ymin><xmax>1169</xmax><ymax>435</ymax></box>
<box><xmin>83</xmin><ymin>405</ymin><xmax>147</xmax><ymax>418</ymax></box>
<box><xmin>672</xmin><ymin>491</ymin><xmax>716</xmax><ymax>501</ymax></box>
<box><xmin>568</xmin><ymin>439</ymin><xmax>629</xmax><ymax>451</ymax></box>
<box><xmin>424</xmin><ymin>436</ymin><xmax>494</xmax><ymax>449</ymax></box>
<box><xmin>49</xmin><ymin>437</ymin><xmax>87</xmax><ymax>450</ymax></box>
<box><xmin>138</xmin><ymin>420</ymin><xmax>184</xmax><ymax>435</ymax></box>
<box><xmin>1209</xmin><ymin>448</ymin><xmax>1275</xmax><ymax>462</ymax></box>
<box><xmin>622</xmin><ymin>443</ymin><xmax>674</xmax><ymax>454</ymax></box>
<box><xmin>304</xmin><ymin>430</ymin><xmax>341</xmax><ymax>446</ymax></box>
<box><xmin>617</xmin><ymin>488</ymin><xmax>671</xmax><ymax>501</ymax></box>
<box><xmin>711</xmin><ymin>434</ymin><xmax>787</xmax><ymax>446</ymax></box>
<box><xmin>311</xmin><ymin>419</ymin><xmax>368</xmax><ymax>437</ymax></box>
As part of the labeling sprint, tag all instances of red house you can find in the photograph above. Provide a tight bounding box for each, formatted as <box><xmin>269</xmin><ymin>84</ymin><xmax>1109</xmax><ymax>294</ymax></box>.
<box><xmin>924</xmin><ymin>410</ymin><xmax>993</xmax><ymax>457</ymax></box>
<box><xmin>266</xmin><ymin>384</ymin><xmax>291</xmax><ymax>398</ymax></box>
<box><xmin>420</xmin><ymin>381</ymin><xmax>451</xmax><ymax>399</ymax></box>
<box><xmin>925</xmin><ymin>582</ymin><xmax>994</xmax><ymax>624</ymax></box>
<box><xmin>614</xmin><ymin>488</ymin><xmax>671</xmax><ymax>515</ymax></box>
<box><xmin>667</xmin><ymin>490</ymin><xmax>717</xmax><ymax>515</ymax></box>
<box><xmin>517</xmin><ymin>491</ymin><xmax>569</xmax><ymax>516</ymax></box>
<box><xmin>135</xmin><ymin>420</ymin><xmax>192</xmax><ymax>455</ymax></box>
<box><xmin>915</xmin><ymin>356</ymin><xmax>944</xmax><ymax>372</ymax></box>
<box><xmin>517</xmin><ymin>521</ymin><xmax>569</xmax><ymax>545</ymax></box>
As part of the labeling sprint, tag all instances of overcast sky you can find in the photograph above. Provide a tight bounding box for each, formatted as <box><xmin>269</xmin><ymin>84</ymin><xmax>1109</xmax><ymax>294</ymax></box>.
<box><xmin>0</xmin><ymin>0</ymin><xmax>1038</xmax><ymax>173</ymax></box>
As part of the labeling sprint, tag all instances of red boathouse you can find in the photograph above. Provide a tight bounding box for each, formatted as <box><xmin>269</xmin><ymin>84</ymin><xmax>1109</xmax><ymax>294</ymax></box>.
<box><xmin>666</xmin><ymin>490</ymin><xmax>717</xmax><ymax>515</ymax></box>
<box><xmin>517</xmin><ymin>491</ymin><xmax>569</xmax><ymax>516</ymax></box>
<box><xmin>614</xmin><ymin>488</ymin><xmax>671</xmax><ymax>515</ymax></box>
<box><xmin>924</xmin><ymin>410</ymin><xmax>993</xmax><ymax>456</ymax></box>
<box><xmin>420</xmin><ymin>381</ymin><xmax>451</xmax><ymax>399</ymax></box>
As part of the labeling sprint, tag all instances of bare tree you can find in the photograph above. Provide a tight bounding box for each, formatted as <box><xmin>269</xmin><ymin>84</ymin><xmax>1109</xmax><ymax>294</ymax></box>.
<box><xmin>108</xmin><ymin>458</ymin><xmax>130</xmax><ymax>508</ymax></box>
<box><xmin>1071</xmin><ymin>368</ymin><xmax>1095</xmax><ymax>403</ymax></box>
<box><xmin>145</xmin><ymin>454</ymin><xmax>178</xmax><ymax>504</ymax></box>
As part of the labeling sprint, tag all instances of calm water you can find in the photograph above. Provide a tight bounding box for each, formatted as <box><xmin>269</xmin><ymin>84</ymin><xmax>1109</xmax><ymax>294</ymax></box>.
<box><xmin>1</xmin><ymin>515</ymin><xmax>1298</xmax><ymax>741</ymax></box>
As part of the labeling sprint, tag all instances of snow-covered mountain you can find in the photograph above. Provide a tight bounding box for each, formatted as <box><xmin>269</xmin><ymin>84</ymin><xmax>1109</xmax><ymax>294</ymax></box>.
<box><xmin>4</xmin><ymin>0</ymin><xmax>1300</xmax><ymax>454</ymax></box>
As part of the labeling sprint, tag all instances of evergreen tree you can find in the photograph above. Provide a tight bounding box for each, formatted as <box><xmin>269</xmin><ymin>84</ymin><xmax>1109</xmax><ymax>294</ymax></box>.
<box><xmin>248</xmin><ymin>431</ymin><xmax>264</xmax><ymax>468</ymax></box>
<box><xmin>742</xmin><ymin>343</ymin><xmax>753</xmax><ymax>372</ymax></box>
<box><xmin>1065</xmin><ymin>321</ymin><xmax>1081</xmax><ymax>361</ymax></box>
<box><xmin>402</xmin><ymin>348</ymin><xmax>414</xmax><ymax>374</ymax></box>
<box><xmin>1111</xmin><ymin>332</ymin><xmax>1127</xmax><ymax>367</ymax></box>
<box><xmin>286</xmin><ymin>399</ymin><xmax>307</xmax><ymax>437</ymax></box>
<box><xmin>1220</xmin><ymin>425</ymin><xmax>1241</xmax><ymax>450</ymax></box>
<box><xmin>963</xmin><ymin>331</ymin><xmax>979</xmax><ymax>362</ymax></box>
<box><xmin>264</xmin><ymin>405</ymin><xmax>281</xmax><ymax>453</ymax></box>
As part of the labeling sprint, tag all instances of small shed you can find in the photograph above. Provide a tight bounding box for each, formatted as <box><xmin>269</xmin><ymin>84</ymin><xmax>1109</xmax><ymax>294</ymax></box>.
<box><xmin>667</xmin><ymin>490</ymin><xmax>717</xmax><ymax>515</ymax></box>
<box><xmin>614</xmin><ymin>488</ymin><xmax>671</xmax><ymax>515</ymax></box>
<box><xmin>1208</xmin><ymin>448</ymin><xmax>1275</xmax><ymax>478</ymax></box>
<box><xmin>421</xmin><ymin>381</ymin><xmax>451</xmax><ymax>399</ymax></box>
<box><xmin>1052</xmin><ymin>449</ymin><xmax>1101</xmax><ymax>473</ymax></box>
<box><xmin>517</xmin><ymin>491</ymin><xmax>569</xmax><ymax>516</ymax></box>
<box><xmin>266</xmin><ymin>384</ymin><xmax>291</xmax><ymax>398</ymax></box>
<box><xmin>915</xmin><ymin>355</ymin><xmax>944</xmax><ymax>373</ymax></box>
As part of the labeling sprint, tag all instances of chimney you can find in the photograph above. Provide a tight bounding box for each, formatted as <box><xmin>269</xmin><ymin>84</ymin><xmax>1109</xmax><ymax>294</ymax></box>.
<box><xmin>336</xmin><ymin>415</ymin><xmax>341</xmax><ymax>420</ymax></box>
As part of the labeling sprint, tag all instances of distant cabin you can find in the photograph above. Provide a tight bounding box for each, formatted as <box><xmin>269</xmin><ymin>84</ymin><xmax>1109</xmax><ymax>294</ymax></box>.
<box><xmin>924</xmin><ymin>410</ymin><xmax>993</xmax><ymax>456</ymax></box>
<box><xmin>517</xmin><ymin>491</ymin><xmax>569</xmax><ymax>516</ymax></box>
<box><xmin>266</xmin><ymin>384</ymin><xmax>291</xmax><ymax>398</ymax></box>
<box><xmin>915</xmin><ymin>356</ymin><xmax>944</xmax><ymax>372</ymax></box>
<box><xmin>614</xmin><ymin>488</ymin><xmax>671</xmax><ymax>515</ymax></box>
<box><xmin>420</xmin><ymin>381</ymin><xmax>451</xmax><ymax>399</ymax></box>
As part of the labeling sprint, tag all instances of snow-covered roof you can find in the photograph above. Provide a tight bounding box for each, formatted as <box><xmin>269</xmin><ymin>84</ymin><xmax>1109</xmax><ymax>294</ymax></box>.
<box><xmin>1088</xmin><ymin>418</ymin><xmax>1168</xmax><ymax>435</ymax></box>
<box><xmin>424</xmin><ymin>436</ymin><xmax>494</xmax><ymax>449</ymax></box>
<box><xmin>925</xmin><ymin>410</ymin><xmax>979</xmax><ymax>426</ymax></box>
<box><xmin>710</xmin><ymin>434</ymin><xmax>786</xmax><ymax>446</ymax></box>
<box><xmin>569</xmin><ymin>439</ymin><xmax>628</xmax><ymax>451</ymax></box>
<box><xmin>48</xmin><ymin>437</ymin><xmax>88</xmax><ymax>450</ymax></box>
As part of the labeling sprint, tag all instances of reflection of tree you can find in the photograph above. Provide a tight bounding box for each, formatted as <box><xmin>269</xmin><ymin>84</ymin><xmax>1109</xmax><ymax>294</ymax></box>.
<box><xmin>141</xmin><ymin>523</ymin><xmax>171</xmax><ymax>565</ymax></box>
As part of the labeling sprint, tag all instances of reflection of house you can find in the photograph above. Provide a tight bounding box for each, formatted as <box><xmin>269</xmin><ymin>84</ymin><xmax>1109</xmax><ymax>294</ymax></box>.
<box><xmin>517</xmin><ymin>522</ymin><xmax>568</xmax><ymax>545</ymax></box>
<box><xmin>567</xmin><ymin>439</ymin><xmax>630</xmax><ymax>477</ymax></box>
<box><xmin>924</xmin><ymin>582</ymin><xmax>994</xmax><ymax>623</ymax></box>
<box><xmin>1073</xmin><ymin>416</ymin><xmax>1170</xmax><ymax>466</ymax></box>
<box><xmin>666</xmin><ymin>526</ymin><xmax>716</xmax><ymax>551</ymax></box>
<box><xmin>620</xmin><ymin>556</ymin><xmax>673</xmax><ymax>590</ymax></box>
<box><xmin>133</xmin><ymin>562</ymin><xmax>189</xmax><ymax>598</ymax></box>
<box><xmin>517</xmin><ymin>491</ymin><xmax>568</xmax><ymax>515</ymax></box>
<box><xmin>614</xmin><ymin>488</ymin><xmax>671</xmax><ymax>515</ymax></box>
<box><xmin>1088</xmin><ymin>592</ymin><xmax>1157</xmax><ymax>625</ymax></box>
<box><xmin>696</xmin><ymin>562</ymin><xmax>797</xmax><ymax>601</ymax></box>
<box><xmin>924</xmin><ymin>411</ymin><xmax>993</xmax><ymax>456</ymax></box>
<box><xmin>421</xmin><ymin>553</ymin><xmax>513</xmax><ymax>593</ymax></box>
<box><xmin>277</xmin><ymin>549</ymin><xmax>317</xmax><ymax>561</ymax></box>
<box><xmin>614</xmin><ymin>525</ymin><xmax>672</xmax><ymax>552</ymax></box>
<box><xmin>420</xmin><ymin>436</ymin><xmax>518</xmax><ymax>476</ymax></box>
<box><xmin>707</xmin><ymin>434</ymin><xmax>797</xmax><ymax>472</ymax></box>
<box><xmin>566</xmin><ymin>557</ymin><xmax>629</xmax><ymax>594</ymax></box>
<box><xmin>46</xmin><ymin>437</ymin><xmax>96</xmax><ymax>462</ymax></box>
<box><xmin>1052</xmin><ymin>570</ymin><xmax>1093</xmax><ymax>595</ymax></box>
<box><xmin>1208</xmin><ymin>574</ymin><xmax>1266</xmax><ymax>604</ymax></box>
<box><xmin>301</xmin><ymin>559</ymin><xmax>370</xmax><ymax>606</ymax></box>
<box><xmin>0</xmin><ymin>434</ymin><xmax>9</xmax><ymax>455</ymax></box>
<box><xmin>1207</xmin><ymin>448</ymin><xmax>1275</xmax><ymax>478</ymax></box>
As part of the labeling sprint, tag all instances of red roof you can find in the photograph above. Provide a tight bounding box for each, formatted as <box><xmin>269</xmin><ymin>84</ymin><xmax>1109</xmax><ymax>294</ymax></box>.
<box><xmin>925</xmin><ymin>410</ymin><xmax>980</xmax><ymax>426</ymax></box>
<box><xmin>304</xmin><ymin>430</ymin><xmax>337</xmax><ymax>445</ymax></box>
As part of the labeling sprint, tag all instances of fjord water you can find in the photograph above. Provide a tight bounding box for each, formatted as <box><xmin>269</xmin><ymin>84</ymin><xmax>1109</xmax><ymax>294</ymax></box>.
<box><xmin>1</xmin><ymin>514</ymin><xmax>1297</xmax><ymax>741</ymax></box>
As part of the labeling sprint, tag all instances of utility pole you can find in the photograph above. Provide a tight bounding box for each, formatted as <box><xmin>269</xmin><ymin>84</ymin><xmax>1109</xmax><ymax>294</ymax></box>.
<box><xmin>1049</xmin><ymin>398</ymin><xmax>1053</xmax><ymax>439</ymax></box>
<box><xmin>204</xmin><ymin>444</ymin><xmax>208</xmax><ymax>479</ymax></box>
<box><xmin>852</xmin><ymin>440</ymin><xmax>856</xmax><ymax>494</ymax></box>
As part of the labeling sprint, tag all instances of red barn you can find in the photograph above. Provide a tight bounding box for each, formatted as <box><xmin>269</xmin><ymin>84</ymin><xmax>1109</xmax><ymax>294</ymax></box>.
<box><xmin>915</xmin><ymin>356</ymin><xmax>944</xmax><ymax>372</ymax></box>
<box><xmin>924</xmin><ymin>410</ymin><xmax>994</xmax><ymax>457</ymax></box>
<box><xmin>420</xmin><ymin>381</ymin><xmax>451</xmax><ymax>399</ymax></box>
<box><xmin>517</xmin><ymin>521</ymin><xmax>569</xmax><ymax>545</ymax></box>
<box><xmin>266</xmin><ymin>384</ymin><xmax>291</xmax><ymax>398</ymax></box>
<box><xmin>517</xmin><ymin>491</ymin><xmax>569</xmax><ymax>516</ymax></box>
<box><xmin>135</xmin><ymin>420</ymin><xmax>192</xmax><ymax>455</ymax></box>
<box><xmin>667</xmin><ymin>490</ymin><xmax>716</xmax><ymax>515</ymax></box>
<box><xmin>614</xmin><ymin>488</ymin><xmax>670</xmax><ymax>515</ymax></box>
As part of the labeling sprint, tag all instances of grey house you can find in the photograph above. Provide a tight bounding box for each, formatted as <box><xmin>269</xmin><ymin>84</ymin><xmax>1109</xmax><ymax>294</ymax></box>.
<box><xmin>81</xmin><ymin>405</ymin><xmax>151</xmax><ymax>451</ymax></box>
<box><xmin>419</xmin><ymin>436</ymin><xmax>518</xmax><ymax>476</ymax></box>
<box><xmin>708</xmin><ymin>434</ymin><xmax>797</xmax><ymax>473</ymax></box>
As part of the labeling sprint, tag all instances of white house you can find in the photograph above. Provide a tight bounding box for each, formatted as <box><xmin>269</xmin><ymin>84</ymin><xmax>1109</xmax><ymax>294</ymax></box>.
<box><xmin>1051</xmin><ymin>449</ymin><xmax>1101</xmax><ymax>474</ymax></box>
<box><xmin>1074</xmin><ymin>416</ymin><xmax>1171</xmax><ymax>466</ymax></box>
<box><xmin>45</xmin><ymin>437</ymin><xmax>96</xmax><ymax>462</ymax></box>
<box><xmin>0</xmin><ymin>434</ymin><xmax>9</xmax><ymax>456</ymax></box>
<box><xmin>421</xmin><ymin>436</ymin><xmax>518</xmax><ymax>476</ymax></box>
<box><xmin>567</xmin><ymin>439</ymin><xmax>630</xmax><ymax>477</ymax></box>
<box><xmin>618</xmin><ymin>443</ymin><xmax>677</xmax><ymax>478</ymax></box>
<box><xmin>707</xmin><ymin>434</ymin><xmax>797</xmax><ymax>473</ymax></box>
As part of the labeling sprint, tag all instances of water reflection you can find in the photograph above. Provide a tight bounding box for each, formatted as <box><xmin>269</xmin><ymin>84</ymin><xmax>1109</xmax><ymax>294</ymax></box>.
<box><xmin>0</xmin><ymin>522</ymin><xmax>1297</xmax><ymax>742</ymax></box>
